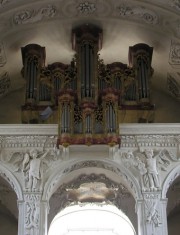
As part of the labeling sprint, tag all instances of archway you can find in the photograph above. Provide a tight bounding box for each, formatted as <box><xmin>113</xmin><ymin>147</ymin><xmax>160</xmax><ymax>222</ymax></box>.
<box><xmin>47</xmin><ymin>164</ymin><xmax>138</xmax><ymax>234</ymax></box>
<box><xmin>48</xmin><ymin>203</ymin><xmax>136</xmax><ymax>235</ymax></box>
<box><xmin>0</xmin><ymin>176</ymin><xmax>18</xmax><ymax>235</ymax></box>
<box><xmin>166</xmin><ymin>175</ymin><xmax>180</xmax><ymax>235</ymax></box>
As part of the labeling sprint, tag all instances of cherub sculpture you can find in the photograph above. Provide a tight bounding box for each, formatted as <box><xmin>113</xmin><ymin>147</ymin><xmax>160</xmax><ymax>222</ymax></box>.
<box><xmin>22</xmin><ymin>149</ymin><xmax>49</xmax><ymax>190</ymax></box>
<box><xmin>4</xmin><ymin>147</ymin><xmax>62</xmax><ymax>191</ymax></box>
<box><xmin>121</xmin><ymin>149</ymin><xmax>178</xmax><ymax>191</ymax></box>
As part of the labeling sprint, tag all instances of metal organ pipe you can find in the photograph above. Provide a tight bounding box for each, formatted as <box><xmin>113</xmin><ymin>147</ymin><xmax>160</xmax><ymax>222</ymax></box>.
<box><xmin>61</xmin><ymin>103</ymin><xmax>70</xmax><ymax>133</ymax></box>
<box><xmin>85</xmin><ymin>114</ymin><xmax>91</xmax><ymax>133</ymax></box>
<box><xmin>81</xmin><ymin>42</ymin><xmax>93</xmax><ymax>98</ymax></box>
<box><xmin>138</xmin><ymin>58</ymin><xmax>149</xmax><ymax>99</ymax></box>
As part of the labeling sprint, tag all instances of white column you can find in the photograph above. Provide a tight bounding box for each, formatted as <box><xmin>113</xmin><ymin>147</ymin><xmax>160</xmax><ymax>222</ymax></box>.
<box><xmin>17</xmin><ymin>200</ymin><xmax>25</xmax><ymax>235</ymax></box>
<box><xmin>18</xmin><ymin>193</ymin><xmax>49</xmax><ymax>235</ymax></box>
<box><xmin>39</xmin><ymin>200</ymin><xmax>49</xmax><ymax>235</ymax></box>
<box><xmin>136</xmin><ymin>192</ymin><xmax>168</xmax><ymax>235</ymax></box>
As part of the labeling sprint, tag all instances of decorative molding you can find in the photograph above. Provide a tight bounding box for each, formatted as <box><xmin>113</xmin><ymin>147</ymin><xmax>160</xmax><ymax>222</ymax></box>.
<box><xmin>144</xmin><ymin>192</ymin><xmax>162</xmax><ymax>227</ymax></box>
<box><xmin>0</xmin><ymin>124</ymin><xmax>58</xmax><ymax>136</ymax></box>
<box><xmin>0</xmin><ymin>0</ymin><xmax>10</xmax><ymax>8</ymax></box>
<box><xmin>44</xmin><ymin>159</ymin><xmax>140</xmax><ymax>201</ymax></box>
<box><xmin>0</xmin><ymin>123</ymin><xmax>179</xmax><ymax>136</ymax></box>
<box><xmin>24</xmin><ymin>194</ymin><xmax>41</xmax><ymax>233</ymax></box>
<box><xmin>167</xmin><ymin>73</ymin><xmax>180</xmax><ymax>99</ymax></box>
<box><xmin>121</xmin><ymin>134</ymin><xmax>180</xmax><ymax>149</ymax></box>
<box><xmin>77</xmin><ymin>2</ymin><xmax>96</xmax><ymax>14</ymax></box>
<box><xmin>0</xmin><ymin>164</ymin><xmax>23</xmax><ymax>200</ymax></box>
<box><xmin>120</xmin><ymin>123</ymin><xmax>180</xmax><ymax>135</ymax></box>
<box><xmin>50</xmin><ymin>173</ymin><xmax>130</xmax><ymax>214</ymax></box>
<box><xmin>0</xmin><ymin>72</ymin><xmax>10</xmax><ymax>98</ymax></box>
<box><xmin>0</xmin><ymin>43</ymin><xmax>6</xmax><ymax>66</ymax></box>
<box><xmin>169</xmin><ymin>0</ymin><xmax>180</xmax><ymax>11</ymax></box>
<box><xmin>116</xmin><ymin>4</ymin><xmax>158</xmax><ymax>25</ymax></box>
<box><xmin>169</xmin><ymin>40</ymin><xmax>180</xmax><ymax>65</ymax></box>
<box><xmin>13</xmin><ymin>5</ymin><xmax>57</xmax><ymax>25</ymax></box>
<box><xmin>162</xmin><ymin>164</ymin><xmax>180</xmax><ymax>198</ymax></box>
<box><xmin>0</xmin><ymin>135</ymin><xmax>57</xmax><ymax>149</ymax></box>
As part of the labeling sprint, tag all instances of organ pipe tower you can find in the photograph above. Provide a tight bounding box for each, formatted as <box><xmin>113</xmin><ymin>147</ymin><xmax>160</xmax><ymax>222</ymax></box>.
<box><xmin>21</xmin><ymin>24</ymin><xmax>154</xmax><ymax>146</ymax></box>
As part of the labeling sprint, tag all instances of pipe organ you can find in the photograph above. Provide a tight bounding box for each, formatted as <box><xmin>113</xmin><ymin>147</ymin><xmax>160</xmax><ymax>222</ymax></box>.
<box><xmin>21</xmin><ymin>24</ymin><xmax>154</xmax><ymax>146</ymax></box>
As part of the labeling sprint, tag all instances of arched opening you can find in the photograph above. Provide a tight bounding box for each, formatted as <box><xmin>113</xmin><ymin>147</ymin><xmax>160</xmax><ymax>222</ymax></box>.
<box><xmin>0</xmin><ymin>176</ymin><xmax>18</xmax><ymax>235</ymax></box>
<box><xmin>47</xmin><ymin>170</ymin><xmax>138</xmax><ymax>235</ymax></box>
<box><xmin>48</xmin><ymin>203</ymin><xmax>136</xmax><ymax>235</ymax></box>
<box><xmin>166</xmin><ymin>175</ymin><xmax>180</xmax><ymax>235</ymax></box>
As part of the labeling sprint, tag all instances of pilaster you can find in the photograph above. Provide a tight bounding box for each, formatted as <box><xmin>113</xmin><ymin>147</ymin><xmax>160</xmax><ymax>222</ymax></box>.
<box><xmin>136</xmin><ymin>192</ymin><xmax>168</xmax><ymax>235</ymax></box>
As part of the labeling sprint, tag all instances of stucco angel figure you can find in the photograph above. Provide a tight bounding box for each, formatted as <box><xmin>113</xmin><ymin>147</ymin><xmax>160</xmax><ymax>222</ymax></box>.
<box><xmin>122</xmin><ymin>149</ymin><xmax>176</xmax><ymax>191</ymax></box>
<box><xmin>4</xmin><ymin>147</ymin><xmax>61</xmax><ymax>191</ymax></box>
<box><xmin>22</xmin><ymin>149</ymin><xmax>49</xmax><ymax>190</ymax></box>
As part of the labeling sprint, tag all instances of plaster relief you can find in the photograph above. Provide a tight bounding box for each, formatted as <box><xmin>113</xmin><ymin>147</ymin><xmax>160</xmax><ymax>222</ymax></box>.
<box><xmin>24</xmin><ymin>194</ymin><xmax>41</xmax><ymax>235</ymax></box>
<box><xmin>167</xmin><ymin>73</ymin><xmax>180</xmax><ymax>99</ymax></box>
<box><xmin>0</xmin><ymin>147</ymin><xmax>62</xmax><ymax>191</ymax></box>
<box><xmin>0</xmin><ymin>72</ymin><xmax>10</xmax><ymax>98</ymax></box>
<box><xmin>13</xmin><ymin>5</ymin><xmax>57</xmax><ymax>25</ymax></box>
<box><xmin>169</xmin><ymin>40</ymin><xmax>180</xmax><ymax>65</ymax></box>
<box><xmin>0</xmin><ymin>43</ymin><xmax>6</xmax><ymax>66</ymax></box>
<box><xmin>115</xmin><ymin>148</ymin><xmax>179</xmax><ymax>192</ymax></box>
<box><xmin>144</xmin><ymin>194</ymin><xmax>162</xmax><ymax>227</ymax></box>
<box><xmin>116</xmin><ymin>4</ymin><xmax>158</xmax><ymax>25</ymax></box>
<box><xmin>77</xmin><ymin>2</ymin><xmax>96</xmax><ymax>14</ymax></box>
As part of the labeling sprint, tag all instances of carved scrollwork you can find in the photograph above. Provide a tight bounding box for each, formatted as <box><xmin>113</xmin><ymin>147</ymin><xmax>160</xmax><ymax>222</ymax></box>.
<box><xmin>0</xmin><ymin>72</ymin><xmax>10</xmax><ymax>98</ymax></box>
<box><xmin>0</xmin><ymin>43</ymin><xmax>6</xmax><ymax>67</ymax></box>
<box><xmin>0</xmin><ymin>135</ymin><xmax>57</xmax><ymax>149</ymax></box>
<box><xmin>169</xmin><ymin>0</ymin><xmax>180</xmax><ymax>11</ymax></box>
<box><xmin>144</xmin><ymin>193</ymin><xmax>162</xmax><ymax>227</ymax></box>
<box><xmin>167</xmin><ymin>73</ymin><xmax>180</xmax><ymax>99</ymax></box>
<box><xmin>169</xmin><ymin>40</ymin><xmax>180</xmax><ymax>65</ymax></box>
<box><xmin>77</xmin><ymin>2</ymin><xmax>96</xmax><ymax>14</ymax></box>
<box><xmin>13</xmin><ymin>5</ymin><xmax>57</xmax><ymax>25</ymax></box>
<box><xmin>24</xmin><ymin>194</ymin><xmax>41</xmax><ymax>234</ymax></box>
<box><xmin>116</xmin><ymin>5</ymin><xmax>158</xmax><ymax>25</ymax></box>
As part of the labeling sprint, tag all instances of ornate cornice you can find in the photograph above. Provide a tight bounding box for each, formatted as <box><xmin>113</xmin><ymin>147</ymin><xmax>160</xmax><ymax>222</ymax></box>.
<box><xmin>120</xmin><ymin>124</ymin><xmax>180</xmax><ymax>135</ymax></box>
<box><xmin>0</xmin><ymin>123</ymin><xmax>179</xmax><ymax>136</ymax></box>
<box><xmin>0</xmin><ymin>124</ymin><xmax>58</xmax><ymax>136</ymax></box>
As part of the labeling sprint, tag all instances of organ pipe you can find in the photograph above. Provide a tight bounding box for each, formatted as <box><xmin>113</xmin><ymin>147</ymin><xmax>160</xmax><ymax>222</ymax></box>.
<box><xmin>21</xmin><ymin>44</ymin><xmax>46</xmax><ymax>104</ymax></box>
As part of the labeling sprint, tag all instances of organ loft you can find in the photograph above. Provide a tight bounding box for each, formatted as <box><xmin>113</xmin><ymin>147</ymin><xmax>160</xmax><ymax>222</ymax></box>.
<box><xmin>21</xmin><ymin>24</ymin><xmax>154</xmax><ymax>146</ymax></box>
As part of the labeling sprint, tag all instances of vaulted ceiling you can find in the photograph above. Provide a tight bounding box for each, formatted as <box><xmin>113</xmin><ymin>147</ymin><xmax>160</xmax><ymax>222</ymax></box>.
<box><xmin>0</xmin><ymin>0</ymin><xmax>180</xmax><ymax>123</ymax></box>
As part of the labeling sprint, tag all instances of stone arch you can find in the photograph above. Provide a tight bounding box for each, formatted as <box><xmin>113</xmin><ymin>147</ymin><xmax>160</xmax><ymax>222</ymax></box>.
<box><xmin>162</xmin><ymin>163</ymin><xmax>180</xmax><ymax>198</ymax></box>
<box><xmin>46</xmin><ymin>159</ymin><xmax>139</xmax><ymax>233</ymax></box>
<box><xmin>0</xmin><ymin>164</ymin><xmax>23</xmax><ymax>200</ymax></box>
<box><xmin>43</xmin><ymin>158</ymin><xmax>142</xmax><ymax>201</ymax></box>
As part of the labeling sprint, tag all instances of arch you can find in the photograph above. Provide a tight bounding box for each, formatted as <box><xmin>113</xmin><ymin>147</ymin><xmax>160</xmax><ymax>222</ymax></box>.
<box><xmin>43</xmin><ymin>158</ymin><xmax>142</xmax><ymax>201</ymax></box>
<box><xmin>0</xmin><ymin>163</ymin><xmax>23</xmax><ymax>200</ymax></box>
<box><xmin>162</xmin><ymin>163</ymin><xmax>180</xmax><ymax>198</ymax></box>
